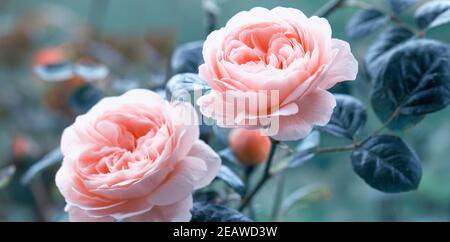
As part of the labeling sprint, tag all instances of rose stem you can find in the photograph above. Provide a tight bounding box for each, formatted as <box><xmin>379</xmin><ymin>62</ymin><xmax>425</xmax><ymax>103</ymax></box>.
<box><xmin>369</xmin><ymin>107</ymin><xmax>400</xmax><ymax>137</ymax></box>
<box><xmin>239</xmin><ymin>139</ymin><xmax>279</xmax><ymax>212</ymax></box>
<box><xmin>315</xmin><ymin>0</ymin><xmax>347</xmax><ymax>18</ymax></box>
<box><xmin>344</xmin><ymin>0</ymin><xmax>422</xmax><ymax>37</ymax></box>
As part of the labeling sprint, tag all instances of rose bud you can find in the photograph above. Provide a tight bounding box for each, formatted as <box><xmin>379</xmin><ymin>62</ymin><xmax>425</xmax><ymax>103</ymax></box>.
<box><xmin>229</xmin><ymin>128</ymin><xmax>271</xmax><ymax>166</ymax></box>
<box><xmin>55</xmin><ymin>89</ymin><xmax>221</xmax><ymax>222</ymax></box>
<box><xmin>197</xmin><ymin>7</ymin><xmax>358</xmax><ymax>141</ymax></box>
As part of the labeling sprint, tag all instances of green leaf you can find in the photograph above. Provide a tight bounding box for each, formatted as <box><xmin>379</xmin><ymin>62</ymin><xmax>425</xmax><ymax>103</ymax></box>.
<box><xmin>371</xmin><ymin>39</ymin><xmax>450</xmax><ymax>130</ymax></box>
<box><xmin>21</xmin><ymin>147</ymin><xmax>62</xmax><ymax>185</ymax></box>
<box><xmin>193</xmin><ymin>190</ymin><xmax>222</xmax><ymax>204</ymax></box>
<box><xmin>365</xmin><ymin>26</ymin><xmax>415</xmax><ymax>80</ymax></box>
<box><xmin>0</xmin><ymin>165</ymin><xmax>15</xmax><ymax>189</ymax></box>
<box><xmin>218</xmin><ymin>148</ymin><xmax>242</xmax><ymax>168</ymax></box>
<box><xmin>288</xmin><ymin>131</ymin><xmax>320</xmax><ymax>168</ymax></box>
<box><xmin>351</xmin><ymin>135</ymin><xmax>422</xmax><ymax>193</ymax></box>
<box><xmin>191</xmin><ymin>202</ymin><xmax>252</xmax><ymax>222</ymax></box>
<box><xmin>165</xmin><ymin>73</ymin><xmax>210</xmax><ymax>103</ymax></box>
<box><xmin>346</xmin><ymin>9</ymin><xmax>389</xmax><ymax>40</ymax></box>
<box><xmin>69</xmin><ymin>84</ymin><xmax>104</xmax><ymax>115</ymax></box>
<box><xmin>385</xmin><ymin>0</ymin><xmax>417</xmax><ymax>14</ymax></box>
<box><xmin>280</xmin><ymin>184</ymin><xmax>329</xmax><ymax>216</ymax></box>
<box><xmin>415</xmin><ymin>0</ymin><xmax>450</xmax><ymax>29</ymax></box>
<box><xmin>216</xmin><ymin>165</ymin><xmax>245</xmax><ymax>196</ymax></box>
<box><xmin>320</xmin><ymin>94</ymin><xmax>367</xmax><ymax>139</ymax></box>
<box><xmin>171</xmin><ymin>41</ymin><xmax>204</xmax><ymax>75</ymax></box>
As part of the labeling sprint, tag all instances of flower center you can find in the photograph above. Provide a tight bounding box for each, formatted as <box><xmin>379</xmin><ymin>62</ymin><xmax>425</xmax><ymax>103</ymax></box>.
<box><xmin>223</xmin><ymin>23</ymin><xmax>307</xmax><ymax>70</ymax></box>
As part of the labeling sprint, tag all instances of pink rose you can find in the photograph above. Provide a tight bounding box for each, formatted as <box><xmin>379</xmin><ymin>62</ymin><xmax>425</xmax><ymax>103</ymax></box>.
<box><xmin>197</xmin><ymin>7</ymin><xmax>358</xmax><ymax>141</ymax></box>
<box><xmin>55</xmin><ymin>89</ymin><xmax>221</xmax><ymax>222</ymax></box>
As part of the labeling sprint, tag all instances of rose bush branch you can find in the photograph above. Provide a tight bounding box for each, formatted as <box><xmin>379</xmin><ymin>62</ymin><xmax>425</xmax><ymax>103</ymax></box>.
<box><xmin>238</xmin><ymin>139</ymin><xmax>279</xmax><ymax>211</ymax></box>
<box><xmin>299</xmin><ymin>108</ymin><xmax>402</xmax><ymax>157</ymax></box>
<box><xmin>344</xmin><ymin>0</ymin><xmax>423</xmax><ymax>36</ymax></box>
<box><xmin>369</xmin><ymin>107</ymin><xmax>401</xmax><ymax>137</ymax></box>
<box><xmin>315</xmin><ymin>0</ymin><xmax>347</xmax><ymax>17</ymax></box>
<box><xmin>314</xmin><ymin>144</ymin><xmax>356</xmax><ymax>155</ymax></box>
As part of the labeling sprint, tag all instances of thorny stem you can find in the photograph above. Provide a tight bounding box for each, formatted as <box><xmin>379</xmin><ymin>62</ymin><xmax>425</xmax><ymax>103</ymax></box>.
<box><xmin>238</xmin><ymin>139</ymin><xmax>279</xmax><ymax>211</ymax></box>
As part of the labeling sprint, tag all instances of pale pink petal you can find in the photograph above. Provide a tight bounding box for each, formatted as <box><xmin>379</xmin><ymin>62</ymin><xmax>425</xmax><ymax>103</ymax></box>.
<box><xmin>89</xmin><ymin>166</ymin><xmax>172</xmax><ymax>200</ymax></box>
<box><xmin>187</xmin><ymin>140</ymin><xmax>221</xmax><ymax>189</ymax></box>
<box><xmin>169</xmin><ymin>102</ymin><xmax>200</xmax><ymax>159</ymax></box>
<box><xmin>150</xmin><ymin>157</ymin><xmax>207</xmax><ymax>206</ymax></box>
<box><xmin>66</xmin><ymin>205</ymin><xmax>114</xmax><ymax>222</ymax></box>
<box><xmin>60</xmin><ymin>126</ymin><xmax>85</xmax><ymax>158</ymax></box>
<box><xmin>319</xmin><ymin>39</ymin><xmax>358</xmax><ymax>90</ymax></box>
<box><xmin>270</xmin><ymin>89</ymin><xmax>336</xmax><ymax>141</ymax></box>
<box><xmin>125</xmin><ymin>196</ymin><xmax>193</xmax><ymax>222</ymax></box>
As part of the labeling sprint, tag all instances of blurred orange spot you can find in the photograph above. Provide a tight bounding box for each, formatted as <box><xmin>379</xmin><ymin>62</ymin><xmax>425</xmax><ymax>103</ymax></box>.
<box><xmin>229</xmin><ymin>128</ymin><xmax>271</xmax><ymax>166</ymax></box>
<box><xmin>12</xmin><ymin>134</ymin><xmax>31</xmax><ymax>160</ymax></box>
<box><xmin>33</xmin><ymin>46</ymin><xmax>66</xmax><ymax>66</ymax></box>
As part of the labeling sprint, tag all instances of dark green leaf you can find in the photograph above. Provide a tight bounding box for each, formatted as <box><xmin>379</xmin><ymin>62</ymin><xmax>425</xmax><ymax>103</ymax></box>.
<box><xmin>216</xmin><ymin>165</ymin><xmax>245</xmax><ymax>196</ymax></box>
<box><xmin>69</xmin><ymin>84</ymin><xmax>104</xmax><ymax>115</ymax></box>
<box><xmin>0</xmin><ymin>165</ymin><xmax>15</xmax><ymax>189</ymax></box>
<box><xmin>165</xmin><ymin>73</ymin><xmax>210</xmax><ymax>103</ymax></box>
<box><xmin>193</xmin><ymin>190</ymin><xmax>222</xmax><ymax>204</ymax></box>
<box><xmin>21</xmin><ymin>148</ymin><xmax>62</xmax><ymax>185</ymax></box>
<box><xmin>415</xmin><ymin>0</ymin><xmax>450</xmax><ymax>29</ymax></box>
<box><xmin>371</xmin><ymin>39</ymin><xmax>450</xmax><ymax>130</ymax></box>
<box><xmin>351</xmin><ymin>135</ymin><xmax>422</xmax><ymax>193</ymax></box>
<box><xmin>33</xmin><ymin>63</ymin><xmax>74</xmax><ymax>82</ymax></box>
<box><xmin>191</xmin><ymin>202</ymin><xmax>252</xmax><ymax>222</ymax></box>
<box><xmin>385</xmin><ymin>0</ymin><xmax>417</xmax><ymax>14</ymax></box>
<box><xmin>199</xmin><ymin>124</ymin><xmax>213</xmax><ymax>143</ymax></box>
<box><xmin>365</xmin><ymin>26</ymin><xmax>415</xmax><ymax>80</ymax></box>
<box><xmin>346</xmin><ymin>9</ymin><xmax>389</xmax><ymax>40</ymax></box>
<box><xmin>329</xmin><ymin>82</ymin><xmax>351</xmax><ymax>94</ymax></box>
<box><xmin>288</xmin><ymin>131</ymin><xmax>320</xmax><ymax>168</ymax></box>
<box><xmin>218</xmin><ymin>148</ymin><xmax>242</xmax><ymax>168</ymax></box>
<box><xmin>320</xmin><ymin>95</ymin><xmax>367</xmax><ymax>139</ymax></box>
<box><xmin>171</xmin><ymin>41</ymin><xmax>204</xmax><ymax>75</ymax></box>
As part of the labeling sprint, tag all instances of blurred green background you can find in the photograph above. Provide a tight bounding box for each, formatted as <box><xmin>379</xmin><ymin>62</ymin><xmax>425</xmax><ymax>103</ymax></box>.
<box><xmin>0</xmin><ymin>0</ymin><xmax>449</xmax><ymax>221</ymax></box>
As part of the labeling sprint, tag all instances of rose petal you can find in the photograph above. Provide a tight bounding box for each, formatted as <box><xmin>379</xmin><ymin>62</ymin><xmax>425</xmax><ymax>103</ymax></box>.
<box><xmin>150</xmin><ymin>157</ymin><xmax>207</xmax><ymax>206</ymax></box>
<box><xmin>125</xmin><ymin>196</ymin><xmax>193</xmax><ymax>222</ymax></box>
<box><xmin>319</xmin><ymin>39</ymin><xmax>358</xmax><ymax>90</ymax></box>
<box><xmin>66</xmin><ymin>205</ymin><xmax>114</xmax><ymax>222</ymax></box>
<box><xmin>187</xmin><ymin>140</ymin><xmax>221</xmax><ymax>189</ymax></box>
<box><xmin>270</xmin><ymin>88</ymin><xmax>336</xmax><ymax>141</ymax></box>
